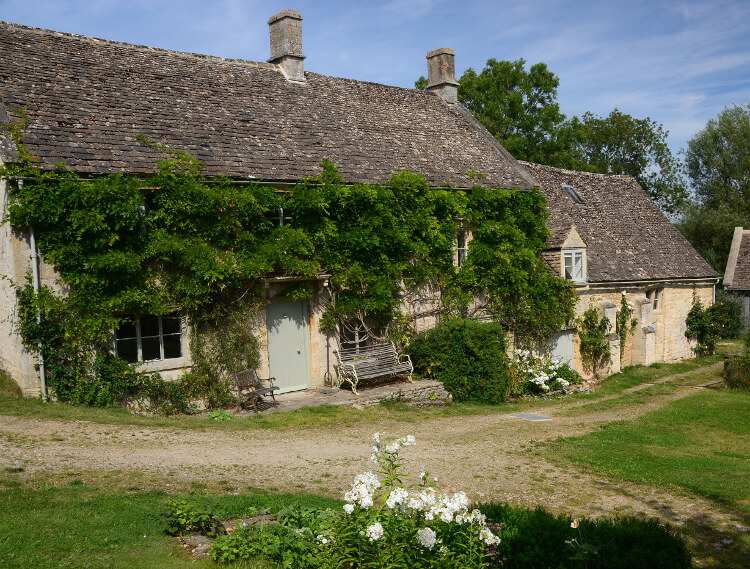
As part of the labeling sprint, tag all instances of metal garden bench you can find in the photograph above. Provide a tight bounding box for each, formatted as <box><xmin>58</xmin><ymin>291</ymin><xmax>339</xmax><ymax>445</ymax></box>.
<box><xmin>232</xmin><ymin>369</ymin><xmax>279</xmax><ymax>412</ymax></box>
<box><xmin>333</xmin><ymin>341</ymin><xmax>413</xmax><ymax>394</ymax></box>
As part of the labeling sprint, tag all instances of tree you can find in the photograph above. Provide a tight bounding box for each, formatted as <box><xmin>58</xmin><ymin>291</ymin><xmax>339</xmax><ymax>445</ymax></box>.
<box><xmin>417</xmin><ymin>59</ymin><xmax>584</xmax><ymax>169</ymax></box>
<box><xmin>416</xmin><ymin>63</ymin><xmax>686</xmax><ymax>213</ymax></box>
<box><xmin>569</xmin><ymin>110</ymin><xmax>687</xmax><ymax>213</ymax></box>
<box><xmin>679</xmin><ymin>105</ymin><xmax>750</xmax><ymax>271</ymax></box>
<box><xmin>684</xmin><ymin>104</ymin><xmax>750</xmax><ymax>211</ymax></box>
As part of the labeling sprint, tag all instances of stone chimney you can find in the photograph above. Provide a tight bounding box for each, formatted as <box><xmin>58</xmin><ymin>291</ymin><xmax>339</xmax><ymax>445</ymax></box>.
<box><xmin>268</xmin><ymin>10</ymin><xmax>305</xmax><ymax>82</ymax></box>
<box><xmin>426</xmin><ymin>48</ymin><xmax>459</xmax><ymax>103</ymax></box>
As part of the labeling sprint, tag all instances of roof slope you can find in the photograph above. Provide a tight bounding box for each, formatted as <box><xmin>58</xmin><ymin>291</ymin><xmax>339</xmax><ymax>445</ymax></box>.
<box><xmin>0</xmin><ymin>22</ymin><xmax>533</xmax><ymax>189</ymax></box>
<box><xmin>724</xmin><ymin>228</ymin><xmax>750</xmax><ymax>291</ymax></box>
<box><xmin>522</xmin><ymin>162</ymin><xmax>717</xmax><ymax>283</ymax></box>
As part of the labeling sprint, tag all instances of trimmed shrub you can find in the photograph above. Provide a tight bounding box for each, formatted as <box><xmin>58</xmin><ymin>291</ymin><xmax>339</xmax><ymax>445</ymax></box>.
<box><xmin>408</xmin><ymin>318</ymin><xmax>510</xmax><ymax>403</ymax></box>
<box><xmin>479</xmin><ymin>502</ymin><xmax>692</xmax><ymax>569</ymax></box>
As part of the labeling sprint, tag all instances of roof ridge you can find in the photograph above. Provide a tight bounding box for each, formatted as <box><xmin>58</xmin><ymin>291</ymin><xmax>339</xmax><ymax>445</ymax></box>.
<box><xmin>0</xmin><ymin>19</ymin><xmax>278</xmax><ymax>69</ymax></box>
<box><xmin>521</xmin><ymin>160</ymin><xmax>635</xmax><ymax>181</ymax></box>
<box><xmin>0</xmin><ymin>19</ymin><xmax>431</xmax><ymax>96</ymax></box>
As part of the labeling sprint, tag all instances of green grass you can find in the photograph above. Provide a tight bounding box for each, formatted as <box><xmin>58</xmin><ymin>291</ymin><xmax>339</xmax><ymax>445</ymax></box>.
<box><xmin>548</xmin><ymin>389</ymin><xmax>750</xmax><ymax>514</ymax></box>
<box><xmin>0</xmin><ymin>477</ymin><xmax>337</xmax><ymax>569</ymax></box>
<box><xmin>0</xmin><ymin>352</ymin><xmax>728</xmax><ymax>432</ymax></box>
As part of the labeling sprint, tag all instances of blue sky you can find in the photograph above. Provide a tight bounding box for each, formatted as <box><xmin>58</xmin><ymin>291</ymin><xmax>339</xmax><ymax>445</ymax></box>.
<box><xmin>2</xmin><ymin>0</ymin><xmax>748</xmax><ymax>153</ymax></box>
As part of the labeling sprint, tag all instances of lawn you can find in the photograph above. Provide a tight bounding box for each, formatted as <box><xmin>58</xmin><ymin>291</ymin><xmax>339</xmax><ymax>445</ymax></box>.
<box><xmin>0</xmin><ymin>476</ymin><xmax>336</xmax><ymax>569</ymax></box>
<box><xmin>547</xmin><ymin>387</ymin><xmax>750</xmax><ymax>567</ymax></box>
<box><xmin>548</xmin><ymin>389</ymin><xmax>750</xmax><ymax>513</ymax></box>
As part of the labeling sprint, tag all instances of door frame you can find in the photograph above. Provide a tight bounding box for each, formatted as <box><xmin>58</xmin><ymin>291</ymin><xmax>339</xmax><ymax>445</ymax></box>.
<box><xmin>265</xmin><ymin>299</ymin><xmax>311</xmax><ymax>394</ymax></box>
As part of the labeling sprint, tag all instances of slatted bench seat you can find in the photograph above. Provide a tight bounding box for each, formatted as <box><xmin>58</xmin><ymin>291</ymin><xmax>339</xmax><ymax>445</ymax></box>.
<box><xmin>232</xmin><ymin>369</ymin><xmax>279</xmax><ymax>412</ymax></box>
<box><xmin>333</xmin><ymin>341</ymin><xmax>413</xmax><ymax>394</ymax></box>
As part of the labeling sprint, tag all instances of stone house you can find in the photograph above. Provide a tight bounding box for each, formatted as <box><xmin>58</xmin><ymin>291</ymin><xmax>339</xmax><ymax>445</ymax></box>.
<box><xmin>523</xmin><ymin>162</ymin><xmax>717</xmax><ymax>376</ymax></box>
<box><xmin>0</xmin><ymin>11</ymin><xmax>716</xmax><ymax>396</ymax></box>
<box><xmin>724</xmin><ymin>227</ymin><xmax>750</xmax><ymax>328</ymax></box>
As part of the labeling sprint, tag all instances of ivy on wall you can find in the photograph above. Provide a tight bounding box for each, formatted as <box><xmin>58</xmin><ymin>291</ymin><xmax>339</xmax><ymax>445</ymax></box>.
<box><xmin>2</xmin><ymin>141</ymin><xmax>575</xmax><ymax>408</ymax></box>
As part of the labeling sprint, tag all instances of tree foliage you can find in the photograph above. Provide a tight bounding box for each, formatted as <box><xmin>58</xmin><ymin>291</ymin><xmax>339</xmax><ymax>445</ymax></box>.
<box><xmin>569</xmin><ymin>110</ymin><xmax>687</xmax><ymax>213</ymax></box>
<box><xmin>680</xmin><ymin>105</ymin><xmax>750</xmax><ymax>271</ymax></box>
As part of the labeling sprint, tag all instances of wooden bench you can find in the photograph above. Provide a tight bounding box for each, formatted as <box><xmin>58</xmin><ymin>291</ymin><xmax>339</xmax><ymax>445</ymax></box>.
<box><xmin>232</xmin><ymin>369</ymin><xmax>279</xmax><ymax>412</ymax></box>
<box><xmin>333</xmin><ymin>341</ymin><xmax>413</xmax><ymax>394</ymax></box>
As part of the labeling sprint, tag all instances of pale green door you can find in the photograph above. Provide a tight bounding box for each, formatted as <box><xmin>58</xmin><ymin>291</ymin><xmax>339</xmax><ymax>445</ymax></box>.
<box><xmin>266</xmin><ymin>300</ymin><xmax>310</xmax><ymax>393</ymax></box>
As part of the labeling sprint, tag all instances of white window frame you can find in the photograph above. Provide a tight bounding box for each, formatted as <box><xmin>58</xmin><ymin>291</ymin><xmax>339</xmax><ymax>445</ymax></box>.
<box><xmin>563</xmin><ymin>249</ymin><xmax>586</xmax><ymax>283</ymax></box>
<box><xmin>647</xmin><ymin>288</ymin><xmax>663</xmax><ymax>311</ymax></box>
<box><xmin>456</xmin><ymin>226</ymin><xmax>468</xmax><ymax>267</ymax></box>
<box><xmin>114</xmin><ymin>314</ymin><xmax>183</xmax><ymax>363</ymax></box>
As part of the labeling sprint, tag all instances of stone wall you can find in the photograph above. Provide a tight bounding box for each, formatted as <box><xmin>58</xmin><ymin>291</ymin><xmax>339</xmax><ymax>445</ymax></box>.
<box><xmin>571</xmin><ymin>282</ymin><xmax>715</xmax><ymax>380</ymax></box>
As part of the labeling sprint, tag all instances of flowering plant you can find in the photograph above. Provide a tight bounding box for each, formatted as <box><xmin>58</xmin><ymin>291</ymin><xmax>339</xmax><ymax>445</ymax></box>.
<box><xmin>318</xmin><ymin>433</ymin><xmax>499</xmax><ymax>568</ymax></box>
<box><xmin>512</xmin><ymin>349</ymin><xmax>582</xmax><ymax>394</ymax></box>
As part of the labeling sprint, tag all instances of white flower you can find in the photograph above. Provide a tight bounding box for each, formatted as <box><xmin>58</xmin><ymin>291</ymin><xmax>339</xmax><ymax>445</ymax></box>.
<box><xmin>386</xmin><ymin>487</ymin><xmax>409</xmax><ymax>509</ymax></box>
<box><xmin>385</xmin><ymin>443</ymin><xmax>399</xmax><ymax>454</ymax></box>
<box><xmin>372</xmin><ymin>432</ymin><xmax>381</xmax><ymax>445</ymax></box>
<box><xmin>345</xmin><ymin>471</ymin><xmax>381</xmax><ymax>509</ymax></box>
<box><xmin>343</xmin><ymin>503</ymin><xmax>354</xmax><ymax>514</ymax></box>
<box><xmin>366</xmin><ymin>522</ymin><xmax>384</xmax><ymax>542</ymax></box>
<box><xmin>570</xmin><ymin>518</ymin><xmax>580</xmax><ymax>529</ymax></box>
<box><xmin>404</xmin><ymin>434</ymin><xmax>416</xmax><ymax>446</ymax></box>
<box><xmin>317</xmin><ymin>534</ymin><xmax>329</xmax><ymax>544</ymax></box>
<box><xmin>479</xmin><ymin>526</ymin><xmax>500</xmax><ymax>546</ymax></box>
<box><xmin>416</xmin><ymin>527</ymin><xmax>437</xmax><ymax>550</ymax></box>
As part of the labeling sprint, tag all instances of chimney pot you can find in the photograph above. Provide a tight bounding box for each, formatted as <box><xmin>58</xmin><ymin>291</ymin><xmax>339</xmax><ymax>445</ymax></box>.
<box><xmin>268</xmin><ymin>10</ymin><xmax>305</xmax><ymax>82</ymax></box>
<box><xmin>426</xmin><ymin>48</ymin><xmax>458</xmax><ymax>103</ymax></box>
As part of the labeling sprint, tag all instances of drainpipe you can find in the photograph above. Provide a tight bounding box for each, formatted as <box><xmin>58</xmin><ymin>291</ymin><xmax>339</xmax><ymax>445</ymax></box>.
<box><xmin>24</xmin><ymin>181</ymin><xmax>48</xmax><ymax>401</ymax></box>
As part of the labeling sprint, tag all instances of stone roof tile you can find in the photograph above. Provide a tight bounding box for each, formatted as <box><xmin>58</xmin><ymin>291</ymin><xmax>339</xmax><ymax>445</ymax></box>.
<box><xmin>0</xmin><ymin>21</ymin><xmax>533</xmax><ymax>189</ymax></box>
<box><xmin>522</xmin><ymin>161</ymin><xmax>717</xmax><ymax>283</ymax></box>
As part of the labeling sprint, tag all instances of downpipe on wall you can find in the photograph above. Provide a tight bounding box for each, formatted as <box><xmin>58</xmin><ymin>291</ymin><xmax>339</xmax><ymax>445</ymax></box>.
<box><xmin>22</xmin><ymin>180</ymin><xmax>48</xmax><ymax>401</ymax></box>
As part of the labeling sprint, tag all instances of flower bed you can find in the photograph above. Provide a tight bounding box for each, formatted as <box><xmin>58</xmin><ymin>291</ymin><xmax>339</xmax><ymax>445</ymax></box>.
<box><xmin>165</xmin><ymin>433</ymin><xmax>691</xmax><ymax>568</ymax></box>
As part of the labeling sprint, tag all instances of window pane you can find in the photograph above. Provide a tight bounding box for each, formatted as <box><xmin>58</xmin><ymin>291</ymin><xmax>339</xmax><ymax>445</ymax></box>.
<box><xmin>163</xmin><ymin>334</ymin><xmax>182</xmax><ymax>359</ymax></box>
<box><xmin>115</xmin><ymin>320</ymin><xmax>137</xmax><ymax>340</ymax></box>
<box><xmin>116</xmin><ymin>338</ymin><xmax>138</xmax><ymax>363</ymax></box>
<box><xmin>140</xmin><ymin>316</ymin><xmax>159</xmax><ymax>338</ymax></box>
<box><xmin>574</xmin><ymin>253</ymin><xmax>583</xmax><ymax>279</ymax></box>
<box><xmin>162</xmin><ymin>314</ymin><xmax>181</xmax><ymax>335</ymax></box>
<box><xmin>564</xmin><ymin>254</ymin><xmax>574</xmax><ymax>279</ymax></box>
<box><xmin>141</xmin><ymin>336</ymin><xmax>161</xmax><ymax>361</ymax></box>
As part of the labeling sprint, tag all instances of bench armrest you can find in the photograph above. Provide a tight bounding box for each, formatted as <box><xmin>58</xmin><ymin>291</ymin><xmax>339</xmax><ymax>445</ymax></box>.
<box><xmin>398</xmin><ymin>354</ymin><xmax>412</xmax><ymax>366</ymax></box>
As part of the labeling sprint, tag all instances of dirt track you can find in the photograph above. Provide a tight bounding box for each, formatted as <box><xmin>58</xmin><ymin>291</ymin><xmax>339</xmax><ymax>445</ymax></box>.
<box><xmin>1</xmin><ymin>363</ymin><xmax>740</xmax><ymax>532</ymax></box>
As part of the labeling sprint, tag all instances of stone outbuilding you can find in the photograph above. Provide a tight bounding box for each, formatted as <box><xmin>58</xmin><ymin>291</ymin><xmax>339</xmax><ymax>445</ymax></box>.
<box><xmin>723</xmin><ymin>227</ymin><xmax>750</xmax><ymax>329</ymax></box>
<box><xmin>523</xmin><ymin>162</ymin><xmax>718</xmax><ymax>377</ymax></box>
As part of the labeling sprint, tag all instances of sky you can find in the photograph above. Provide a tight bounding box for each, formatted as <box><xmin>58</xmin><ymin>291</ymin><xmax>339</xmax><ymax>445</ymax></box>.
<box><xmin>1</xmin><ymin>0</ymin><xmax>748</xmax><ymax>154</ymax></box>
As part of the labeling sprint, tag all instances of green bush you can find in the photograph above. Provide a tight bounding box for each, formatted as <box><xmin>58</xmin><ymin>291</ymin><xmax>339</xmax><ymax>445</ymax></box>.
<box><xmin>479</xmin><ymin>502</ymin><xmax>692</xmax><ymax>569</ymax></box>
<box><xmin>710</xmin><ymin>293</ymin><xmax>744</xmax><ymax>339</ymax></box>
<box><xmin>409</xmin><ymin>318</ymin><xmax>510</xmax><ymax>403</ymax></box>
<box><xmin>685</xmin><ymin>296</ymin><xmax>720</xmax><ymax>356</ymax></box>
<box><xmin>724</xmin><ymin>354</ymin><xmax>750</xmax><ymax>390</ymax></box>
<box><xmin>165</xmin><ymin>499</ymin><xmax>226</xmax><ymax>538</ymax></box>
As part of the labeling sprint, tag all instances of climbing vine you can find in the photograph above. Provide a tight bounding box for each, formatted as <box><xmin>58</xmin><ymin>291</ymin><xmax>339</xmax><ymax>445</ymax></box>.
<box><xmin>615</xmin><ymin>292</ymin><xmax>638</xmax><ymax>360</ymax></box>
<box><xmin>577</xmin><ymin>305</ymin><xmax>611</xmax><ymax>379</ymax></box>
<box><xmin>2</xmin><ymin>133</ymin><xmax>575</xmax><ymax>408</ymax></box>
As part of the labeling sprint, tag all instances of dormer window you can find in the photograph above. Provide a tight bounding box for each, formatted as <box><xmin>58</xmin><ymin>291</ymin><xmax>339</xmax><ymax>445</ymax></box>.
<box><xmin>562</xmin><ymin>183</ymin><xmax>585</xmax><ymax>205</ymax></box>
<box><xmin>563</xmin><ymin>249</ymin><xmax>586</xmax><ymax>283</ymax></box>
